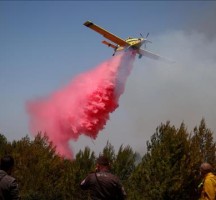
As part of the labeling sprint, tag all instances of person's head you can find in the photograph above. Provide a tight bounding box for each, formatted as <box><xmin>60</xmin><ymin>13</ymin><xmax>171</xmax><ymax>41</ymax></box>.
<box><xmin>96</xmin><ymin>155</ymin><xmax>110</xmax><ymax>171</ymax></box>
<box><xmin>0</xmin><ymin>155</ymin><xmax>15</xmax><ymax>174</ymax></box>
<box><xmin>200</xmin><ymin>162</ymin><xmax>213</xmax><ymax>177</ymax></box>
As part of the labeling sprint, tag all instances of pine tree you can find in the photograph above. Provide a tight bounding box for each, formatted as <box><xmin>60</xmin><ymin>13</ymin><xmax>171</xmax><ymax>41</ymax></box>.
<box><xmin>127</xmin><ymin>121</ymin><xmax>191</xmax><ymax>200</ymax></box>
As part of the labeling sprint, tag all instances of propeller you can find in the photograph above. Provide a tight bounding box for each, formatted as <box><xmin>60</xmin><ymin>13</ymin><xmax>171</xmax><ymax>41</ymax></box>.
<box><xmin>140</xmin><ymin>33</ymin><xmax>149</xmax><ymax>38</ymax></box>
<box><xmin>140</xmin><ymin>32</ymin><xmax>151</xmax><ymax>48</ymax></box>
<box><xmin>143</xmin><ymin>33</ymin><xmax>152</xmax><ymax>48</ymax></box>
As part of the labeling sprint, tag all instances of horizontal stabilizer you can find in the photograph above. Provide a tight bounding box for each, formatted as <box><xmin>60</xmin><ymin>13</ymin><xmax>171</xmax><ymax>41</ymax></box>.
<box><xmin>102</xmin><ymin>41</ymin><xmax>117</xmax><ymax>49</ymax></box>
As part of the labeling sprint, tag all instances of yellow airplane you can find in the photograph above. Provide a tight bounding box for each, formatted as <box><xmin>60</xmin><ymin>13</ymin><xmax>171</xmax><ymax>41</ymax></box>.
<box><xmin>84</xmin><ymin>20</ymin><xmax>172</xmax><ymax>62</ymax></box>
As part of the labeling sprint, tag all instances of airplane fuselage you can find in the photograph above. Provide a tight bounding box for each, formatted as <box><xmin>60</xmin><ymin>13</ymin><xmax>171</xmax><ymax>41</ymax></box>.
<box><xmin>126</xmin><ymin>38</ymin><xmax>144</xmax><ymax>47</ymax></box>
<box><xmin>116</xmin><ymin>38</ymin><xmax>145</xmax><ymax>52</ymax></box>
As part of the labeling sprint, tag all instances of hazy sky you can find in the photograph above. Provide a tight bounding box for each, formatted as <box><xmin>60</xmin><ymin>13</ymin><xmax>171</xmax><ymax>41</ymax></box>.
<box><xmin>1</xmin><ymin>1</ymin><xmax>216</xmax><ymax>157</ymax></box>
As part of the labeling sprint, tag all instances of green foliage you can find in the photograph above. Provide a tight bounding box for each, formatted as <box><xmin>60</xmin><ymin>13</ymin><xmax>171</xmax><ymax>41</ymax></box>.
<box><xmin>11</xmin><ymin>134</ymin><xmax>65</xmax><ymax>199</ymax></box>
<box><xmin>186</xmin><ymin>118</ymin><xmax>216</xmax><ymax>199</ymax></box>
<box><xmin>73</xmin><ymin>147</ymin><xmax>95</xmax><ymax>200</ymax></box>
<box><xmin>191</xmin><ymin>118</ymin><xmax>216</xmax><ymax>164</ymax></box>
<box><xmin>113</xmin><ymin>145</ymin><xmax>137</xmax><ymax>181</ymax></box>
<box><xmin>127</xmin><ymin>119</ymin><xmax>216</xmax><ymax>200</ymax></box>
<box><xmin>0</xmin><ymin>118</ymin><xmax>215</xmax><ymax>199</ymax></box>
<box><xmin>0</xmin><ymin>134</ymin><xmax>8</xmax><ymax>157</ymax></box>
<box><xmin>100</xmin><ymin>141</ymin><xmax>116</xmax><ymax>165</ymax></box>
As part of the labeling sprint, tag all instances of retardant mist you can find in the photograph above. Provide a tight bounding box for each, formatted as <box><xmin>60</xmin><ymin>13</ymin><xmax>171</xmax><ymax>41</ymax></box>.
<box><xmin>26</xmin><ymin>51</ymin><xmax>135</xmax><ymax>159</ymax></box>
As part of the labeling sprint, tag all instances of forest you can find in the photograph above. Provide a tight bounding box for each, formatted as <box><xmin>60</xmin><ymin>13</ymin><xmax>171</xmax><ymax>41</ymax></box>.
<box><xmin>0</xmin><ymin>118</ymin><xmax>215</xmax><ymax>200</ymax></box>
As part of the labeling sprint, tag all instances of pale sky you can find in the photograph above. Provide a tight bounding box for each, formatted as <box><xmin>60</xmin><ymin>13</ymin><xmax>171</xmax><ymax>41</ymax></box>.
<box><xmin>1</xmin><ymin>1</ymin><xmax>216</xmax><ymax>157</ymax></box>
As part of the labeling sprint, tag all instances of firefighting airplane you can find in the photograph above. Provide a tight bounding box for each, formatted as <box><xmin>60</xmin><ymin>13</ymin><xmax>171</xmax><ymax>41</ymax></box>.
<box><xmin>84</xmin><ymin>20</ymin><xmax>172</xmax><ymax>62</ymax></box>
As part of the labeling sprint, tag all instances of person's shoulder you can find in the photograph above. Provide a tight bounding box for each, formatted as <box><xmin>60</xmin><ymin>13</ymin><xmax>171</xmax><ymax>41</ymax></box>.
<box><xmin>204</xmin><ymin>173</ymin><xmax>216</xmax><ymax>184</ymax></box>
<box><xmin>88</xmin><ymin>172</ymin><xmax>96</xmax><ymax>176</ymax></box>
<box><xmin>209</xmin><ymin>172</ymin><xmax>216</xmax><ymax>180</ymax></box>
<box><xmin>104</xmin><ymin>171</ymin><xmax>121</xmax><ymax>181</ymax></box>
<box><xmin>83</xmin><ymin>172</ymin><xmax>96</xmax><ymax>180</ymax></box>
<box><xmin>0</xmin><ymin>170</ymin><xmax>6</xmax><ymax>178</ymax></box>
<box><xmin>2</xmin><ymin>174</ymin><xmax>16</xmax><ymax>184</ymax></box>
<box><xmin>206</xmin><ymin>172</ymin><xmax>216</xmax><ymax>178</ymax></box>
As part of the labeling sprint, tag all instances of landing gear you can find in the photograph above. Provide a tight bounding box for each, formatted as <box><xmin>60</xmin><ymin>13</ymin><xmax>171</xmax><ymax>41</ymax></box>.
<box><xmin>112</xmin><ymin>47</ymin><xmax>117</xmax><ymax>56</ymax></box>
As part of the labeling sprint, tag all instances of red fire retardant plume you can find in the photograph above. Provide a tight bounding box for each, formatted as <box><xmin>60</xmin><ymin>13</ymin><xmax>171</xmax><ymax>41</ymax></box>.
<box><xmin>26</xmin><ymin>51</ymin><xmax>136</xmax><ymax>159</ymax></box>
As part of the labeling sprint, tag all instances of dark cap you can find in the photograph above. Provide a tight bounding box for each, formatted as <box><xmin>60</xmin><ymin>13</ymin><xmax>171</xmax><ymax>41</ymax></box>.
<box><xmin>96</xmin><ymin>155</ymin><xmax>110</xmax><ymax>166</ymax></box>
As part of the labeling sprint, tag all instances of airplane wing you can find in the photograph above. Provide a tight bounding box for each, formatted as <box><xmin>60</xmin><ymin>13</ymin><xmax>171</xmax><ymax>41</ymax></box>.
<box><xmin>102</xmin><ymin>40</ymin><xmax>117</xmax><ymax>49</ymax></box>
<box><xmin>84</xmin><ymin>21</ymin><xmax>128</xmax><ymax>47</ymax></box>
<box><xmin>138</xmin><ymin>48</ymin><xmax>174</xmax><ymax>63</ymax></box>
